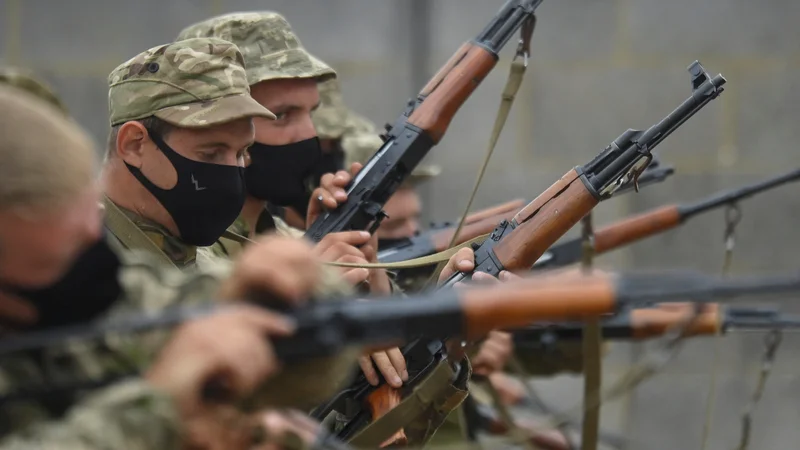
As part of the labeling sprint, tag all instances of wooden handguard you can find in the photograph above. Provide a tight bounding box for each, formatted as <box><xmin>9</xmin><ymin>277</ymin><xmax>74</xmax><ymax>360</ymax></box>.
<box><xmin>432</xmin><ymin>205</ymin><xmax>525</xmax><ymax>252</ymax></box>
<box><xmin>408</xmin><ymin>43</ymin><xmax>497</xmax><ymax>143</ymax></box>
<box><xmin>629</xmin><ymin>308</ymin><xmax>722</xmax><ymax>339</ymax></box>
<box><xmin>366</xmin><ymin>385</ymin><xmax>408</xmax><ymax>447</ymax></box>
<box><xmin>593</xmin><ymin>205</ymin><xmax>683</xmax><ymax>253</ymax></box>
<box><xmin>493</xmin><ymin>169</ymin><xmax>600</xmax><ymax>271</ymax></box>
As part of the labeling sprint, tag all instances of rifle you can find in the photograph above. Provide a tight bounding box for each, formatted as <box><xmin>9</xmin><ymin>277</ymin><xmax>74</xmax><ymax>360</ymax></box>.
<box><xmin>305</xmin><ymin>0</ymin><xmax>543</xmax><ymax>242</ymax></box>
<box><xmin>535</xmin><ymin>167</ymin><xmax>800</xmax><ymax>269</ymax></box>
<box><xmin>377</xmin><ymin>199</ymin><xmax>526</xmax><ymax>264</ymax></box>
<box><xmin>376</xmin><ymin>162</ymin><xmax>673</xmax><ymax>265</ymax></box>
<box><xmin>512</xmin><ymin>303</ymin><xmax>800</xmax><ymax>347</ymax></box>
<box><xmin>441</xmin><ymin>61</ymin><xmax>725</xmax><ymax>287</ymax></box>
<box><xmin>308</xmin><ymin>269</ymin><xmax>798</xmax><ymax>441</ymax></box>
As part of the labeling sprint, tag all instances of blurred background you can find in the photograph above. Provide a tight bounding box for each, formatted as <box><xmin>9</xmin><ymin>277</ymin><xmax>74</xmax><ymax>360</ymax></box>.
<box><xmin>2</xmin><ymin>0</ymin><xmax>799</xmax><ymax>448</ymax></box>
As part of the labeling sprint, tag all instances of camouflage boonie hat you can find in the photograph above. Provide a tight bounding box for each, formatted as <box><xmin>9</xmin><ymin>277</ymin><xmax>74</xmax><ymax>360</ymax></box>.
<box><xmin>312</xmin><ymin>78</ymin><xmax>374</xmax><ymax>139</ymax></box>
<box><xmin>107</xmin><ymin>37</ymin><xmax>275</xmax><ymax>127</ymax></box>
<box><xmin>0</xmin><ymin>66</ymin><xmax>68</xmax><ymax>114</ymax></box>
<box><xmin>176</xmin><ymin>12</ymin><xmax>336</xmax><ymax>86</ymax></box>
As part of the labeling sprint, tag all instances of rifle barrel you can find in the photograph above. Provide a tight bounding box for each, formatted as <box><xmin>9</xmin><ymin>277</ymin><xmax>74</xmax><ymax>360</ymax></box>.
<box><xmin>678</xmin><ymin>167</ymin><xmax>800</xmax><ymax>220</ymax></box>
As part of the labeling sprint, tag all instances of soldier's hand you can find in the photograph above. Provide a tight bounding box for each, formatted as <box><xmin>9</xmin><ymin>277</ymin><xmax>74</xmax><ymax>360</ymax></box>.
<box><xmin>145</xmin><ymin>306</ymin><xmax>295</xmax><ymax>418</ymax></box>
<box><xmin>438</xmin><ymin>247</ymin><xmax>519</xmax><ymax>286</ymax></box>
<box><xmin>358</xmin><ymin>347</ymin><xmax>408</xmax><ymax>388</ymax></box>
<box><xmin>253</xmin><ymin>409</ymin><xmax>322</xmax><ymax>450</ymax></box>
<box><xmin>362</xmin><ymin>233</ymin><xmax>391</xmax><ymax>295</ymax></box>
<box><xmin>438</xmin><ymin>247</ymin><xmax>475</xmax><ymax>284</ymax></box>
<box><xmin>312</xmin><ymin>230</ymin><xmax>372</xmax><ymax>286</ymax></box>
<box><xmin>472</xmin><ymin>331</ymin><xmax>513</xmax><ymax>376</ymax></box>
<box><xmin>306</xmin><ymin>162</ymin><xmax>363</xmax><ymax>226</ymax></box>
<box><xmin>218</xmin><ymin>235</ymin><xmax>321</xmax><ymax>304</ymax></box>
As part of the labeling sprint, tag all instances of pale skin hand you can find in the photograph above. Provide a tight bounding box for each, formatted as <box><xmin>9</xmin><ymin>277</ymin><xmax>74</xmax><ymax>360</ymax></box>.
<box><xmin>438</xmin><ymin>247</ymin><xmax>520</xmax><ymax>378</ymax></box>
<box><xmin>145</xmin><ymin>306</ymin><xmax>295</xmax><ymax>419</ymax></box>
<box><xmin>309</xmin><ymin>164</ymin><xmax>406</xmax><ymax>386</ymax></box>
<box><xmin>253</xmin><ymin>409</ymin><xmax>322</xmax><ymax>450</ymax></box>
<box><xmin>217</xmin><ymin>235</ymin><xmax>321</xmax><ymax>305</ymax></box>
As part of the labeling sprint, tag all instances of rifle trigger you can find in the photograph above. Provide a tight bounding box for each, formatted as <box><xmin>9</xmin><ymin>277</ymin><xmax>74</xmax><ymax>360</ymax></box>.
<box><xmin>367</xmin><ymin>210</ymin><xmax>389</xmax><ymax>235</ymax></box>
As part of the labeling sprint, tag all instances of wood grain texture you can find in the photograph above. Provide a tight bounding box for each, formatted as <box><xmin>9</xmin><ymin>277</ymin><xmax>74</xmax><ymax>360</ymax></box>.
<box><xmin>461</xmin><ymin>273</ymin><xmax>617</xmax><ymax>338</ymax></box>
<box><xmin>408</xmin><ymin>44</ymin><xmax>496</xmax><ymax>143</ymax></box>
<box><xmin>495</xmin><ymin>171</ymin><xmax>599</xmax><ymax>270</ymax></box>
<box><xmin>366</xmin><ymin>385</ymin><xmax>408</xmax><ymax>447</ymax></box>
<box><xmin>593</xmin><ymin>205</ymin><xmax>682</xmax><ymax>253</ymax></box>
<box><xmin>630</xmin><ymin>308</ymin><xmax>722</xmax><ymax>339</ymax></box>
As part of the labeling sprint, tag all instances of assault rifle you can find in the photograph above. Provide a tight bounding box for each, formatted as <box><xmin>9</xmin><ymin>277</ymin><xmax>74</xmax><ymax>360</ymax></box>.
<box><xmin>441</xmin><ymin>60</ymin><xmax>725</xmax><ymax>287</ymax></box>
<box><xmin>305</xmin><ymin>0</ymin><xmax>543</xmax><ymax>241</ymax></box>
<box><xmin>535</xmin><ymin>167</ymin><xmax>800</xmax><ymax>269</ymax></box>
<box><xmin>308</xmin><ymin>269</ymin><xmax>799</xmax><ymax>441</ymax></box>
<box><xmin>377</xmin><ymin>162</ymin><xmax>673</xmax><ymax>265</ymax></box>
<box><xmin>512</xmin><ymin>303</ymin><xmax>800</xmax><ymax>347</ymax></box>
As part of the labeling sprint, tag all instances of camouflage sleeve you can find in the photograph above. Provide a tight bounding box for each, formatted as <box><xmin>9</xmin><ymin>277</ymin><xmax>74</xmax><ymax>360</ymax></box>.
<box><xmin>0</xmin><ymin>380</ymin><xmax>181</xmax><ymax>450</ymax></box>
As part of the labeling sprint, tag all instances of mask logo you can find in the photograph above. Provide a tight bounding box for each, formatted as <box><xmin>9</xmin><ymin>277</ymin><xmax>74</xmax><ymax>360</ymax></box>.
<box><xmin>191</xmin><ymin>174</ymin><xmax>206</xmax><ymax>191</ymax></box>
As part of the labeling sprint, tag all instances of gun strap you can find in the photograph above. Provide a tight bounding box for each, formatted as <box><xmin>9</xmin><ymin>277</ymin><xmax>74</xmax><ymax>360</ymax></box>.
<box><xmin>323</xmin><ymin>233</ymin><xmax>490</xmax><ymax>270</ymax></box>
<box><xmin>102</xmin><ymin>196</ymin><xmax>178</xmax><ymax>269</ymax></box>
<box><xmin>348</xmin><ymin>361</ymin><xmax>469</xmax><ymax>448</ymax></box>
<box><xmin>426</xmin><ymin>16</ymin><xmax>537</xmax><ymax>287</ymax></box>
<box><xmin>579</xmin><ymin>213</ymin><xmax>602</xmax><ymax>450</ymax></box>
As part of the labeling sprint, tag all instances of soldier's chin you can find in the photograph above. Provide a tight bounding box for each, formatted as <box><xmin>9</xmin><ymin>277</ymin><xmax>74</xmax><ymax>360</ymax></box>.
<box><xmin>243</xmin><ymin>347</ymin><xmax>362</xmax><ymax>411</ymax></box>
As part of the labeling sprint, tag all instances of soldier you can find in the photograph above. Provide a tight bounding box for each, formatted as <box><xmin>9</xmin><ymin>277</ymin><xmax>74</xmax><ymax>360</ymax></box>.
<box><xmin>0</xmin><ymin>85</ymin><xmax>335</xmax><ymax>449</ymax></box>
<box><xmin>0</xmin><ymin>67</ymin><xmax>68</xmax><ymax>115</ymax></box>
<box><xmin>101</xmin><ymin>37</ymin><xmax>276</xmax><ymax>270</ymax></box>
<box><xmin>177</xmin><ymin>12</ymin><xmax>409</xmax><ymax>399</ymax></box>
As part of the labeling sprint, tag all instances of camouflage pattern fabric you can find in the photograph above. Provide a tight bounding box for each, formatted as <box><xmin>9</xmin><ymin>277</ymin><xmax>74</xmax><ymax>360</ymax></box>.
<box><xmin>0</xmin><ymin>380</ymin><xmax>180</xmax><ymax>450</ymax></box>
<box><xmin>105</xmin><ymin>198</ymin><xmax>198</xmax><ymax>270</ymax></box>
<box><xmin>0</xmin><ymin>248</ymin><xmax>224</xmax><ymax>446</ymax></box>
<box><xmin>198</xmin><ymin>211</ymin><xmax>360</xmax><ymax>411</ymax></box>
<box><xmin>0</xmin><ymin>67</ymin><xmax>68</xmax><ymax>114</ymax></box>
<box><xmin>107</xmin><ymin>37</ymin><xmax>275</xmax><ymax>127</ymax></box>
<box><xmin>176</xmin><ymin>12</ymin><xmax>336</xmax><ymax>85</ymax></box>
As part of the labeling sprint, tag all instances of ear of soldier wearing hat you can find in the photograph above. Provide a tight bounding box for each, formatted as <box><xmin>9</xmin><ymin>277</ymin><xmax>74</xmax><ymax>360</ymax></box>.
<box><xmin>108</xmin><ymin>37</ymin><xmax>276</xmax><ymax>128</ymax></box>
<box><xmin>176</xmin><ymin>11</ymin><xmax>335</xmax><ymax>85</ymax></box>
<box><xmin>0</xmin><ymin>66</ymin><xmax>68</xmax><ymax>114</ymax></box>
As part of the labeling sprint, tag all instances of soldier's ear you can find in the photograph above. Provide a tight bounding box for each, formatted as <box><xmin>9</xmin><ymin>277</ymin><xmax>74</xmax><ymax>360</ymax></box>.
<box><xmin>115</xmin><ymin>121</ymin><xmax>149</xmax><ymax>167</ymax></box>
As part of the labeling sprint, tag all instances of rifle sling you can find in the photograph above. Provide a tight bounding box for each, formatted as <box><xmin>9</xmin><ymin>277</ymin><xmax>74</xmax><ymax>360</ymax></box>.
<box><xmin>427</xmin><ymin>35</ymin><xmax>533</xmax><ymax>286</ymax></box>
<box><xmin>323</xmin><ymin>234</ymin><xmax>489</xmax><ymax>270</ymax></box>
<box><xmin>348</xmin><ymin>360</ymin><xmax>469</xmax><ymax>448</ymax></box>
<box><xmin>102</xmin><ymin>196</ymin><xmax>178</xmax><ymax>269</ymax></box>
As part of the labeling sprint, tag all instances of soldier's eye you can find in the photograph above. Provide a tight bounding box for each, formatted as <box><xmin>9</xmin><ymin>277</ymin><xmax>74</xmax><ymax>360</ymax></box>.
<box><xmin>274</xmin><ymin>111</ymin><xmax>289</xmax><ymax>121</ymax></box>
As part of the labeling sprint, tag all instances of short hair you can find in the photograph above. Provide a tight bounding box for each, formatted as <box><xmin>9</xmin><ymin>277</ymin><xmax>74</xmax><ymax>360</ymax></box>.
<box><xmin>0</xmin><ymin>86</ymin><xmax>96</xmax><ymax>212</ymax></box>
<box><xmin>105</xmin><ymin>116</ymin><xmax>175</xmax><ymax>160</ymax></box>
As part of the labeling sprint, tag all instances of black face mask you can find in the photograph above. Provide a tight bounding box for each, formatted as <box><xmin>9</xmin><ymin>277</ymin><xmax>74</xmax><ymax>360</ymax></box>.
<box><xmin>245</xmin><ymin>137</ymin><xmax>321</xmax><ymax>207</ymax></box>
<box><xmin>0</xmin><ymin>237</ymin><xmax>122</xmax><ymax>330</ymax></box>
<box><xmin>312</xmin><ymin>148</ymin><xmax>345</xmax><ymax>188</ymax></box>
<box><xmin>125</xmin><ymin>129</ymin><xmax>246</xmax><ymax>246</ymax></box>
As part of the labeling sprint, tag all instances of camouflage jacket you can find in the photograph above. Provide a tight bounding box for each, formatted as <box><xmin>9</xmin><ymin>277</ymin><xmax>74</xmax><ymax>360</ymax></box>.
<box><xmin>0</xmin><ymin>380</ymin><xmax>180</xmax><ymax>450</ymax></box>
<box><xmin>104</xmin><ymin>197</ymin><xmax>197</xmax><ymax>270</ymax></box>
<box><xmin>0</xmin><ymin>249</ymin><xmax>225</xmax><ymax>446</ymax></box>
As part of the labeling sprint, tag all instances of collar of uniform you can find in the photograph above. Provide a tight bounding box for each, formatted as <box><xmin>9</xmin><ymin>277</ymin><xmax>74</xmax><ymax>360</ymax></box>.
<box><xmin>112</xmin><ymin>203</ymin><xmax>197</xmax><ymax>269</ymax></box>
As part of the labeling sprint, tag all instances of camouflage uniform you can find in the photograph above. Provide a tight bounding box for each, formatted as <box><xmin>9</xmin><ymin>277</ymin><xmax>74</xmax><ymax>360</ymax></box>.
<box><xmin>0</xmin><ymin>247</ymin><xmax>228</xmax><ymax>449</ymax></box>
<box><xmin>104</xmin><ymin>37</ymin><xmax>275</xmax><ymax>270</ymax></box>
<box><xmin>178</xmin><ymin>11</ymin><xmax>336</xmax><ymax>261</ymax></box>
<box><xmin>0</xmin><ymin>48</ymin><xmax>250</xmax><ymax>449</ymax></box>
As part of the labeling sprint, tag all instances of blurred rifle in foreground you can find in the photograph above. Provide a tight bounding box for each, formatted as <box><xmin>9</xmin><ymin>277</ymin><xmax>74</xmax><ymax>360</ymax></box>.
<box><xmin>535</xmin><ymin>167</ymin><xmax>800</xmax><ymax>269</ymax></box>
<box><xmin>308</xmin><ymin>268</ymin><xmax>797</xmax><ymax>442</ymax></box>
<box><xmin>512</xmin><ymin>302</ymin><xmax>800</xmax><ymax>348</ymax></box>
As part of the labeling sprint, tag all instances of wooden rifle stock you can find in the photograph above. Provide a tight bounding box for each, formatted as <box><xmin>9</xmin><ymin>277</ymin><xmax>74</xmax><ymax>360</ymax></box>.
<box><xmin>408</xmin><ymin>43</ymin><xmax>498</xmax><ymax>143</ymax></box>
<box><xmin>431</xmin><ymin>202</ymin><xmax>526</xmax><ymax>252</ymax></box>
<box><xmin>592</xmin><ymin>205</ymin><xmax>683</xmax><ymax>253</ymax></box>
<box><xmin>493</xmin><ymin>169</ymin><xmax>599</xmax><ymax>270</ymax></box>
<box><xmin>628</xmin><ymin>305</ymin><xmax>722</xmax><ymax>339</ymax></box>
<box><xmin>465</xmin><ymin>198</ymin><xmax>527</xmax><ymax>225</ymax></box>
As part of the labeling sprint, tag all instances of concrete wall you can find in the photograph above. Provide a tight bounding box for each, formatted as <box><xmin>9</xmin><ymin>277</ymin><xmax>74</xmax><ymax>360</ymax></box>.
<box><xmin>2</xmin><ymin>0</ymin><xmax>798</xmax><ymax>448</ymax></box>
